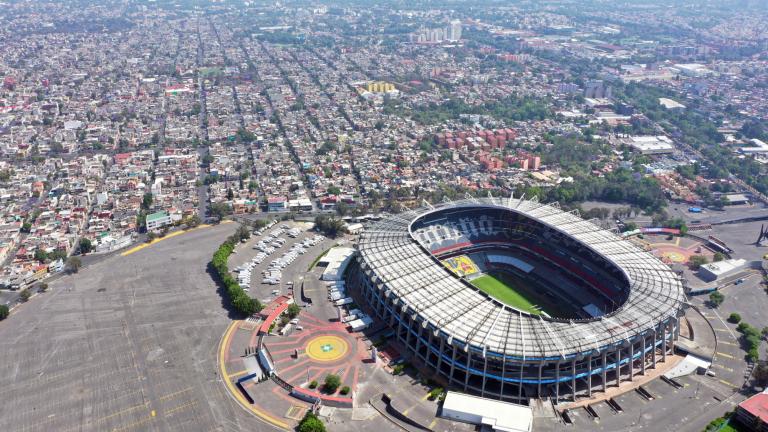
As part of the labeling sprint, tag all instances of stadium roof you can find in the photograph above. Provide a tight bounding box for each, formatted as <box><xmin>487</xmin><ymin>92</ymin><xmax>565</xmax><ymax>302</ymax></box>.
<box><xmin>357</xmin><ymin>197</ymin><xmax>686</xmax><ymax>359</ymax></box>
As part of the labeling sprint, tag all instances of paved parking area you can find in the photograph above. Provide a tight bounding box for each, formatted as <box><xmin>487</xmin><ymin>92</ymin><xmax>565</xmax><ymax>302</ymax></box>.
<box><xmin>538</xmin><ymin>371</ymin><xmax>743</xmax><ymax>432</ymax></box>
<box><xmin>0</xmin><ymin>223</ymin><xmax>281</xmax><ymax>432</ymax></box>
<box><xmin>227</xmin><ymin>221</ymin><xmax>340</xmax><ymax>305</ymax></box>
<box><xmin>535</xmin><ymin>243</ymin><xmax>766</xmax><ymax>432</ymax></box>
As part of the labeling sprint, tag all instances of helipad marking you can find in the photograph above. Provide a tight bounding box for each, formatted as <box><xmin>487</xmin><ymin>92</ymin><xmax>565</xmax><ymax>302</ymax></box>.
<box><xmin>305</xmin><ymin>335</ymin><xmax>349</xmax><ymax>362</ymax></box>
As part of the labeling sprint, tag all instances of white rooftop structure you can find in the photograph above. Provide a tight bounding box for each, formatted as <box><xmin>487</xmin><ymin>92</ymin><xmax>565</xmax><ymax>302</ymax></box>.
<box><xmin>740</xmin><ymin>139</ymin><xmax>768</xmax><ymax>154</ymax></box>
<box><xmin>622</xmin><ymin>135</ymin><xmax>675</xmax><ymax>154</ymax></box>
<box><xmin>319</xmin><ymin>246</ymin><xmax>356</xmax><ymax>281</ymax></box>
<box><xmin>659</xmin><ymin>98</ymin><xmax>686</xmax><ymax>110</ymax></box>
<box><xmin>673</xmin><ymin>63</ymin><xmax>713</xmax><ymax>77</ymax></box>
<box><xmin>699</xmin><ymin>258</ymin><xmax>747</xmax><ymax>281</ymax></box>
<box><xmin>441</xmin><ymin>391</ymin><xmax>532</xmax><ymax>432</ymax></box>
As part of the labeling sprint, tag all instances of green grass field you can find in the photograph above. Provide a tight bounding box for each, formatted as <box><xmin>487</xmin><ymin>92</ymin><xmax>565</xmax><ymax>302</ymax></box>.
<box><xmin>471</xmin><ymin>274</ymin><xmax>541</xmax><ymax>314</ymax></box>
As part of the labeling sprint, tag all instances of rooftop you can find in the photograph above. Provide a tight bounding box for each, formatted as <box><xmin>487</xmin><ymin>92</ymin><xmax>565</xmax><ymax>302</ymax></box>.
<box><xmin>739</xmin><ymin>392</ymin><xmax>768</xmax><ymax>424</ymax></box>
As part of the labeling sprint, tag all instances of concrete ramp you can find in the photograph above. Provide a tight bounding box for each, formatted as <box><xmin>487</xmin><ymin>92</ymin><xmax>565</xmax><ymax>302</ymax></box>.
<box><xmin>242</xmin><ymin>355</ymin><xmax>265</xmax><ymax>382</ymax></box>
<box><xmin>664</xmin><ymin>354</ymin><xmax>710</xmax><ymax>379</ymax></box>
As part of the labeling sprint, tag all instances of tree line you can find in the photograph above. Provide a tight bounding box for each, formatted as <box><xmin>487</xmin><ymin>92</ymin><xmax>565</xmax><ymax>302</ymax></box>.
<box><xmin>210</xmin><ymin>225</ymin><xmax>262</xmax><ymax>316</ymax></box>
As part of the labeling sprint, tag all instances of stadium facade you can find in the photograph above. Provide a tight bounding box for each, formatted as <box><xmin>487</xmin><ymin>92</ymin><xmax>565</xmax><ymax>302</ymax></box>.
<box><xmin>348</xmin><ymin>197</ymin><xmax>687</xmax><ymax>403</ymax></box>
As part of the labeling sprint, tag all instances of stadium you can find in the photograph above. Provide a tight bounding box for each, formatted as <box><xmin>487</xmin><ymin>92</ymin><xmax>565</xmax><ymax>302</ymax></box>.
<box><xmin>348</xmin><ymin>196</ymin><xmax>687</xmax><ymax>403</ymax></box>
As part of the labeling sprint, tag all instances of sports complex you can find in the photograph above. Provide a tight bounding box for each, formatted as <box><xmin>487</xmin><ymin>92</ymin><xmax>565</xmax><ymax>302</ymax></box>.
<box><xmin>349</xmin><ymin>197</ymin><xmax>687</xmax><ymax>403</ymax></box>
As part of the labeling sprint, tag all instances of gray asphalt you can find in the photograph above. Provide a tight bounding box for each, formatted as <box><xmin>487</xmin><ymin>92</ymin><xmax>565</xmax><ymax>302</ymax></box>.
<box><xmin>0</xmin><ymin>223</ymin><xmax>279</xmax><ymax>432</ymax></box>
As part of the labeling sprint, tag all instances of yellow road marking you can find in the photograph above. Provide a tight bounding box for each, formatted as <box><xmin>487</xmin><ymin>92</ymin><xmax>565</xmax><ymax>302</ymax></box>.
<box><xmin>165</xmin><ymin>400</ymin><xmax>198</xmax><ymax>417</ymax></box>
<box><xmin>402</xmin><ymin>402</ymin><xmax>421</xmax><ymax>416</ymax></box>
<box><xmin>218</xmin><ymin>321</ymin><xmax>290</xmax><ymax>430</ymax></box>
<box><xmin>228</xmin><ymin>369</ymin><xmax>249</xmax><ymax>379</ymax></box>
<box><xmin>89</xmin><ymin>402</ymin><xmax>149</xmax><ymax>426</ymax></box>
<box><xmin>158</xmin><ymin>386</ymin><xmax>193</xmax><ymax>401</ymax></box>
<box><xmin>713</xmin><ymin>364</ymin><xmax>734</xmax><ymax>372</ymax></box>
<box><xmin>718</xmin><ymin>341</ymin><xmax>738</xmax><ymax>346</ymax></box>
<box><xmin>150</xmin><ymin>410</ymin><xmax>156</xmax><ymax>417</ymax></box>
<box><xmin>429</xmin><ymin>419</ymin><xmax>438</xmax><ymax>429</ymax></box>
<box><xmin>716</xmin><ymin>351</ymin><xmax>735</xmax><ymax>359</ymax></box>
<box><xmin>420</xmin><ymin>392</ymin><xmax>431</xmax><ymax>401</ymax></box>
<box><xmin>111</xmin><ymin>415</ymin><xmax>153</xmax><ymax>432</ymax></box>
<box><xmin>120</xmin><ymin>222</ymin><xmax>229</xmax><ymax>256</ymax></box>
<box><xmin>719</xmin><ymin>378</ymin><xmax>738</xmax><ymax>388</ymax></box>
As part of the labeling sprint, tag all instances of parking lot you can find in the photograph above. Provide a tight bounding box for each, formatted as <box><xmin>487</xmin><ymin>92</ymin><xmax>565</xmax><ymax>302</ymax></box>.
<box><xmin>227</xmin><ymin>221</ymin><xmax>339</xmax><ymax>307</ymax></box>
<box><xmin>0</xmin><ymin>223</ymin><xmax>280</xmax><ymax>432</ymax></box>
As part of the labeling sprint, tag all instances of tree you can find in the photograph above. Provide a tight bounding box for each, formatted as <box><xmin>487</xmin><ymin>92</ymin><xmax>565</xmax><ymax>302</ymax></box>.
<box><xmin>755</xmin><ymin>363</ymin><xmax>768</xmax><ymax>386</ymax></box>
<box><xmin>340</xmin><ymin>385</ymin><xmax>350</xmax><ymax>395</ymax></box>
<box><xmin>298</xmin><ymin>412</ymin><xmax>326</xmax><ymax>432</ymax></box>
<box><xmin>620</xmin><ymin>221</ymin><xmax>638</xmax><ymax>232</ymax></box>
<box><xmin>79</xmin><ymin>237</ymin><xmax>93</xmax><ymax>254</ymax></box>
<box><xmin>185</xmin><ymin>215</ymin><xmax>201</xmax><ymax>228</ymax></box>
<box><xmin>713</xmin><ymin>252</ymin><xmax>726</xmax><ymax>262</ymax></box>
<box><xmin>689</xmin><ymin>255</ymin><xmax>708</xmax><ymax>270</ymax></box>
<box><xmin>235</xmin><ymin>224</ymin><xmax>251</xmax><ymax>242</ymax></box>
<box><xmin>709</xmin><ymin>291</ymin><xmax>724</xmax><ymax>308</ymax></box>
<box><xmin>209</xmin><ymin>202</ymin><xmax>232</xmax><ymax>222</ymax></box>
<box><xmin>287</xmin><ymin>303</ymin><xmax>301</xmax><ymax>319</ymax></box>
<box><xmin>34</xmin><ymin>249</ymin><xmax>48</xmax><ymax>262</ymax></box>
<box><xmin>324</xmin><ymin>374</ymin><xmax>341</xmax><ymax>393</ymax></box>
<box><xmin>314</xmin><ymin>215</ymin><xmax>346</xmax><ymax>238</ymax></box>
<box><xmin>19</xmin><ymin>289</ymin><xmax>31</xmax><ymax>302</ymax></box>
<box><xmin>0</xmin><ymin>304</ymin><xmax>8</xmax><ymax>320</ymax></box>
<box><xmin>728</xmin><ymin>313</ymin><xmax>742</xmax><ymax>324</ymax></box>
<box><xmin>38</xmin><ymin>282</ymin><xmax>49</xmax><ymax>292</ymax></box>
<box><xmin>141</xmin><ymin>192</ymin><xmax>153</xmax><ymax>211</ymax></box>
<box><xmin>66</xmin><ymin>256</ymin><xmax>82</xmax><ymax>274</ymax></box>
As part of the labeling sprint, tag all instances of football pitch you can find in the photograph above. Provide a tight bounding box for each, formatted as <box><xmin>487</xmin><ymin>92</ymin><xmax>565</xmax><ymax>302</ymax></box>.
<box><xmin>471</xmin><ymin>273</ymin><xmax>541</xmax><ymax>315</ymax></box>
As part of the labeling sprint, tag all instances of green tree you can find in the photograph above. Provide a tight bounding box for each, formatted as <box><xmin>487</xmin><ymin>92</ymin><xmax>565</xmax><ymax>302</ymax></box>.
<box><xmin>620</xmin><ymin>221</ymin><xmax>638</xmax><ymax>232</ymax></box>
<box><xmin>185</xmin><ymin>215</ymin><xmax>201</xmax><ymax>228</ymax></box>
<box><xmin>235</xmin><ymin>224</ymin><xmax>251</xmax><ymax>242</ymax></box>
<box><xmin>0</xmin><ymin>304</ymin><xmax>8</xmax><ymax>320</ymax></box>
<box><xmin>79</xmin><ymin>237</ymin><xmax>93</xmax><ymax>254</ymax></box>
<box><xmin>755</xmin><ymin>363</ymin><xmax>768</xmax><ymax>386</ymax></box>
<box><xmin>19</xmin><ymin>289</ymin><xmax>31</xmax><ymax>302</ymax></box>
<box><xmin>314</xmin><ymin>215</ymin><xmax>346</xmax><ymax>238</ymax></box>
<box><xmin>38</xmin><ymin>282</ymin><xmax>49</xmax><ymax>292</ymax></box>
<box><xmin>728</xmin><ymin>313</ymin><xmax>742</xmax><ymax>324</ymax></box>
<box><xmin>709</xmin><ymin>291</ymin><xmax>724</xmax><ymax>308</ymax></box>
<box><xmin>65</xmin><ymin>256</ymin><xmax>82</xmax><ymax>274</ymax></box>
<box><xmin>209</xmin><ymin>202</ymin><xmax>232</xmax><ymax>222</ymax></box>
<box><xmin>287</xmin><ymin>303</ymin><xmax>301</xmax><ymax>319</ymax></box>
<box><xmin>34</xmin><ymin>249</ymin><xmax>48</xmax><ymax>262</ymax></box>
<box><xmin>324</xmin><ymin>374</ymin><xmax>341</xmax><ymax>393</ymax></box>
<box><xmin>713</xmin><ymin>252</ymin><xmax>726</xmax><ymax>262</ymax></box>
<box><xmin>689</xmin><ymin>255</ymin><xmax>708</xmax><ymax>270</ymax></box>
<box><xmin>142</xmin><ymin>192</ymin><xmax>153</xmax><ymax>211</ymax></box>
<box><xmin>297</xmin><ymin>412</ymin><xmax>326</xmax><ymax>432</ymax></box>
